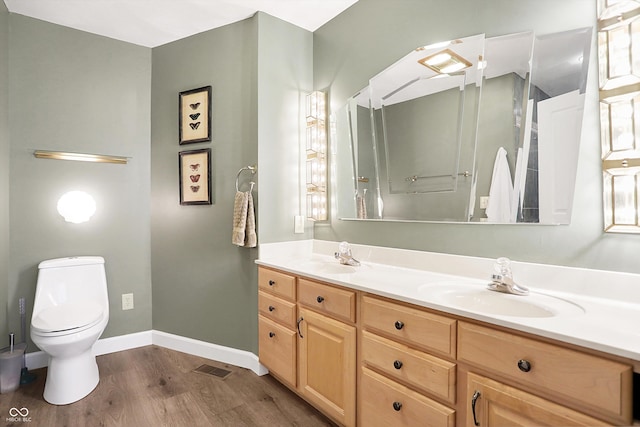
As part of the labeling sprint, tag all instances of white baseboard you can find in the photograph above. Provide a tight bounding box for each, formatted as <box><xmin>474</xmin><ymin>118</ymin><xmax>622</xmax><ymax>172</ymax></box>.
<box><xmin>25</xmin><ymin>330</ymin><xmax>268</xmax><ymax>377</ymax></box>
<box><xmin>152</xmin><ymin>330</ymin><xmax>268</xmax><ymax>376</ymax></box>
<box><xmin>95</xmin><ymin>330</ymin><xmax>153</xmax><ymax>355</ymax></box>
<box><xmin>25</xmin><ymin>350</ymin><xmax>49</xmax><ymax>370</ymax></box>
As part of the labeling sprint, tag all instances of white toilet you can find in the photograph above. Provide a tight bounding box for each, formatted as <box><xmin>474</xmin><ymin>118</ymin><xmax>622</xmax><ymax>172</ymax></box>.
<box><xmin>30</xmin><ymin>256</ymin><xmax>109</xmax><ymax>405</ymax></box>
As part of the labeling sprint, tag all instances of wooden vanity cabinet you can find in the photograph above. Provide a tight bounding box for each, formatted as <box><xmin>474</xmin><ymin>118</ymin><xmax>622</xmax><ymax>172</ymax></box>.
<box><xmin>258</xmin><ymin>267</ymin><xmax>357</xmax><ymax>427</ymax></box>
<box><xmin>258</xmin><ymin>266</ymin><xmax>635</xmax><ymax>427</ymax></box>
<box><xmin>297</xmin><ymin>279</ymin><xmax>357</xmax><ymax>427</ymax></box>
<box><xmin>360</xmin><ymin>295</ymin><xmax>457</xmax><ymax>427</ymax></box>
<box><xmin>459</xmin><ymin>321</ymin><xmax>633</xmax><ymax>426</ymax></box>
<box><xmin>257</xmin><ymin>268</ymin><xmax>297</xmax><ymax>388</ymax></box>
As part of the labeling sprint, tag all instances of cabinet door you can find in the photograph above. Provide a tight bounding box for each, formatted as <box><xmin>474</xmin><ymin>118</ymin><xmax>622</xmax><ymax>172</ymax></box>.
<box><xmin>466</xmin><ymin>373</ymin><xmax>611</xmax><ymax>427</ymax></box>
<box><xmin>298</xmin><ymin>307</ymin><xmax>356</xmax><ymax>427</ymax></box>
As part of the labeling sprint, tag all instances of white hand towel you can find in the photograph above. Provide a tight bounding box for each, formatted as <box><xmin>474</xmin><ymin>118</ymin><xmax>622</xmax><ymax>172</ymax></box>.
<box><xmin>486</xmin><ymin>147</ymin><xmax>514</xmax><ymax>223</ymax></box>
<box><xmin>232</xmin><ymin>191</ymin><xmax>248</xmax><ymax>246</ymax></box>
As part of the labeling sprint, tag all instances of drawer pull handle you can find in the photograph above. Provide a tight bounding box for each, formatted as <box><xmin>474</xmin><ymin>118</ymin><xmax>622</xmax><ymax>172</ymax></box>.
<box><xmin>269</xmin><ymin>332</ymin><xmax>275</xmax><ymax>338</ymax></box>
<box><xmin>394</xmin><ymin>321</ymin><xmax>404</xmax><ymax>330</ymax></box>
<box><xmin>517</xmin><ymin>359</ymin><xmax>532</xmax><ymax>372</ymax></box>
<box><xmin>471</xmin><ymin>390</ymin><xmax>481</xmax><ymax>426</ymax></box>
<box><xmin>393</xmin><ymin>360</ymin><xmax>403</xmax><ymax>370</ymax></box>
<box><xmin>268</xmin><ymin>280</ymin><xmax>275</xmax><ymax>286</ymax></box>
<box><xmin>297</xmin><ymin>317</ymin><xmax>304</xmax><ymax>339</ymax></box>
<box><xmin>268</xmin><ymin>305</ymin><xmax>275</xmax><ymax>312</ymax></box>
<box><xmin>316</xmin><ymin>296</ymin><xmax>325</xmax><ymax>303</ymax></box>
<box><xmin>392</xmin><ymin>401</ymin><xmax>402</xmax><ymax>411</ymax></box>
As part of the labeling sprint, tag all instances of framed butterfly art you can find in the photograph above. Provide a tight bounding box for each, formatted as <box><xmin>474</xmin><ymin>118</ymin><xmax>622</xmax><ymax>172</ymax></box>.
<box><xmin>179</xmin><ymin>148</ymin><xmax>212</xmax><ymax>205</ymax></box>
<box><xmin>179</xmin><ymin>86</ymin><xmax>212</xmax><ymax>144</ymax></box>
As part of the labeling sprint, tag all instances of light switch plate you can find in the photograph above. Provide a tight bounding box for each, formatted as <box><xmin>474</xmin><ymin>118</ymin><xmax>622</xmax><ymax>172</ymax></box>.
<box><xmin>294</xmin><ymin>215</ymin><xmax>304</xmax><ymax>234</ymax></box>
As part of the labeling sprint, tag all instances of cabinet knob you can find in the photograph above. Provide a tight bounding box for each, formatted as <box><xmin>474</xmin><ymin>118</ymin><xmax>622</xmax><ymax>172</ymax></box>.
<box><xmin>392</xmin><ymin>401</ymin><xmax>402</xmax><ymax>411</ymax></box>
<box><xmin>268</xmin><ymin>305</ymin><xmax>275</xmax><ymax>312</ymax></box>
<box><xmin>517</xmin><ymin>359</ymin><xmax>532</xmax><ymax>372</ymax></box>
<box><xmin>394</xmin><ymin>321</ymin><xmax>404</xmax><ymax>330</ymax></box>
<box><xmin>393</xmin><ymin>360</ymin><xmax>403</xmax><ymax>370</ymax></box>
<box><xmin>269</xmin><ymin>332</ymin><xmax>275</xmax><ymax>338</ymax></box>
<box><xmin>316</xmin><ymin>296</ymin><xmax>325</xmax><ymax>303</ymax></box>
<box><xmin>268</xmin><ymin>280</ymin><xmax>275</xmax><ymax>286</ymax></box>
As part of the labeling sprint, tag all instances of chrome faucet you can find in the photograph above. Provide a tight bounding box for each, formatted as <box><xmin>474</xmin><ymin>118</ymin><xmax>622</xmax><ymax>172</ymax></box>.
<box><xmin>334</xmin><ymin>241</ymin><xmax>360</xmax><ymax>266</ymax></box>
<box><xmin>487</xmin><ymin>257</ymin><xmax>529</xmax><ymax>296</ymax></box>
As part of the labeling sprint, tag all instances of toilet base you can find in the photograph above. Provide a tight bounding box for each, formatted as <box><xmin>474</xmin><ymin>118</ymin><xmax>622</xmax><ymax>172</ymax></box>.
<box><xmin>43</xmin><ymin>349</ymin><xmax>99</xmax><ymax>405</ymax></box>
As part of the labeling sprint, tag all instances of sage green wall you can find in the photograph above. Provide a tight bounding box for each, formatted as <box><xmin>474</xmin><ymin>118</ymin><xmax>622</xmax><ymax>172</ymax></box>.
<box><xmin>0</xmin><ymin>2</ymin><xmax>9</xmax><ymax>345</ymax></box>
<box><xmin>151</xmin><ymin>18</ymin><xmax>261</xmax><ymax>353</ymax></box>
<box><xmin>315</xmin><ymin>0</ymin><xmax>640</xmax><ymax>274</ymax></box>
<box><xmin>257</xmin><ymin>13</ymin><xmax>314</xmax><ymax>243</ymax></box>
<box><xmin>151</xmin><ymin>13</ymin><xmax>312</xmax><ymax>354</ymax></box>
<box><xmin>8</xmin><ymin>15</ymin><xmax>152</xmax><ymax>347</ymax></box>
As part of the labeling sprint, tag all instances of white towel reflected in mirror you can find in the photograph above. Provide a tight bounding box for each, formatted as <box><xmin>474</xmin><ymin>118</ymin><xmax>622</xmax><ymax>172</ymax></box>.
<box><xmin>486</xmin><ymin>147</ymin><xmax>514</xmax><ymax>223</ymax></box>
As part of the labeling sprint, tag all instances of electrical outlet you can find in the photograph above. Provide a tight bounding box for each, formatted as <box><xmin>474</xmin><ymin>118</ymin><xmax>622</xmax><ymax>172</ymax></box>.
<box><xmin>122</xmin><ymin>293</ymin><xmax>134</xmax><ymax>310</ymax></box>
<box><xmin>480</xmin><ymin>196</ymin><xmax>490</xmax><ymax>209</ymax></box>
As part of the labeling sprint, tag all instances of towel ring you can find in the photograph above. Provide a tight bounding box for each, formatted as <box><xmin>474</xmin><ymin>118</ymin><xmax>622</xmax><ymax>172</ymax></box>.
<box><xmin>236</xmin><ymin>165</ymin><xmax>256</xmax><ymax>192</ymax></box>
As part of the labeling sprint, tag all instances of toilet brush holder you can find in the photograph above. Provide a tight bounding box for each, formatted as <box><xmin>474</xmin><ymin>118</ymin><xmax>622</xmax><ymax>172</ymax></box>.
<box><xmin>0</xmin><ymin>343</ymin><xmax>26</xmax><ymax>394</ymax></box>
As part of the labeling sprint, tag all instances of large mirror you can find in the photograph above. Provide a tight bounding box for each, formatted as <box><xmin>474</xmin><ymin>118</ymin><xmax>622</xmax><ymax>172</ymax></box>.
<box><xmin>334</xmin><ymin>27</ymin><xmax>592</xmax><ymax>224</ymax></box>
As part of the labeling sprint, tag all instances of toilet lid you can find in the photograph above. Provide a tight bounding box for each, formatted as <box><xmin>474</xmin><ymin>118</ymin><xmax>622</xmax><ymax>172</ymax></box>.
<box><xmin>32</xmin><ymin>302</ymin><xmax>103</xmax><ymax>333</ymax></box>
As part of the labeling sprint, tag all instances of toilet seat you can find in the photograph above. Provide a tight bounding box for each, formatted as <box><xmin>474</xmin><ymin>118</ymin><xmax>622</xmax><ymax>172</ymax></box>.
<box><xmin>31</xmin><ymin>301</ymin><xmax>104</xmax><ymax>335</ymax></box>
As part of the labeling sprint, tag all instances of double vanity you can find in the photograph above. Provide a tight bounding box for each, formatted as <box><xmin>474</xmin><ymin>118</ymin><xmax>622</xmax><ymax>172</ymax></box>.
<box><xmin>256</xmin><ymin>240</ymin><xmax>639</xmax><ymax>426</ymax></box>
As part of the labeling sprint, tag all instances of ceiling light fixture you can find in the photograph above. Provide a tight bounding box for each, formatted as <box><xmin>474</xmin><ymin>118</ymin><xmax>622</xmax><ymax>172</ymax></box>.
<box><xmin>418</xmin><ymin>49</ymin><xmax>472</xmax><ymax>74</ymax></box>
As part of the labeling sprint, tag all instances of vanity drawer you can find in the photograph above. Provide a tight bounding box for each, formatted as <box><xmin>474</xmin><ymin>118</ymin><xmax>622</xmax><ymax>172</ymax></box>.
<box><xmin>258</xmin><ymin>315</ymin><xmax>296</xmax><ymax>388</ymax></box>
<box><xmin>258</xmin><ymin>267</ymin><xmax>296</xmax><ymax>301</ymax></box>
<box><xmin>458</xmin><ymin>321</ymin><xmax>632</xmax><ymax>423</ymax></box>
<box><xmin>258</xmin><ymin>291</ymin><xmax>297</xmax><ymax>328</ymax></box>
<box><xmin>298</xmin><ymin>278</ymin><xmax>356</xmax><ymax>323</ymax></box>
<box><xmin>360</xmin><ymin>367</ymin><xmax>455</xmax><ymax>427</ymax></box>
<box><xmin>362</xmin><ymin>331</ymin><xmax>456</xmax><ymax>404</ymax></box>
<box><xmin>362</xmin><ymin>295</ymin><xmax>456</xmax><ymax>358</ymax></box>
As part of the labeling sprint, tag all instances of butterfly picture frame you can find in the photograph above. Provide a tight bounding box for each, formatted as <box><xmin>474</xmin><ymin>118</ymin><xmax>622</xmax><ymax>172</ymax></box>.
<box><xmin>179</xmin><ymin>86</ymin><xmax>212</xmax><ymax>145</ymax></box>
<box><xmin>179</xmin><ymin>148</ymin><xmax>212</xmax><ymax>205</ymax></box>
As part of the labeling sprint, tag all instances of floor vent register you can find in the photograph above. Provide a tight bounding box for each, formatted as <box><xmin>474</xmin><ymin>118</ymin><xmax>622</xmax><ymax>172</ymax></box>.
<box><xmin>193</xmin><ymin>364</ymin><xmax>233</xmax><ymax>379</ymax></box>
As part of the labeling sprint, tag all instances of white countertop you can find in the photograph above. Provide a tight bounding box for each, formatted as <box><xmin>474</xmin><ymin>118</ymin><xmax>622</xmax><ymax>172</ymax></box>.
<box><xmin>257</xmin><ymin>240</ymin><xmax>640</xmax><ymax>366</ymax></box>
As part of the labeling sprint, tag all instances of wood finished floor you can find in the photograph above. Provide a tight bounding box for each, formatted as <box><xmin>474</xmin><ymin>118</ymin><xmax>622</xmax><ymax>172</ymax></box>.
<box><xmin>0</xmin><ymin>345</ymin><xmax>336</xmax><ymax>427</ymax></box>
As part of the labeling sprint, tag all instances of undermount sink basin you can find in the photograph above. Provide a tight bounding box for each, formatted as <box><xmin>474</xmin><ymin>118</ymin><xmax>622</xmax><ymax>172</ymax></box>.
<box><xmin>418</xmin><ymin>281</ymin><xmax>585</xmax><ymax>318</ymax></box>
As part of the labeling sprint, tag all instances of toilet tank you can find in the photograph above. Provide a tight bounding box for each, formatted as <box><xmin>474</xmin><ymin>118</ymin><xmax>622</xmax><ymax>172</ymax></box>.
<box><xmin>34</xmin><ymin>256</ymin><xmax>109</xmax><ymax>310</ymax></box>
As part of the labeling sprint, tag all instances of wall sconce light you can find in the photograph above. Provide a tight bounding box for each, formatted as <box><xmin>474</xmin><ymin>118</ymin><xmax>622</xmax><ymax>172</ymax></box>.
<box><xmin>305</xmin><ymin>91</ymin><xmax>327</xmax><ymax>221</ymax></box>
<box><xmin>57</xmin><ymin>191</ymin><xmax>96</xmax><ymax>223</ymax></box>
<box><xmin>598</xmin><ymin>1</ymin><xmax>640</xmax><ymax>232</ymax></box>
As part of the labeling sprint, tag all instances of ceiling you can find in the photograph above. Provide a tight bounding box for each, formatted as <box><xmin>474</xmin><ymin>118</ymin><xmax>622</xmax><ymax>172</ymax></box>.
<box><xmin>2</xmin><ymin>0</ymin><xmax>358</xmax><ymax>48</ymax></box>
